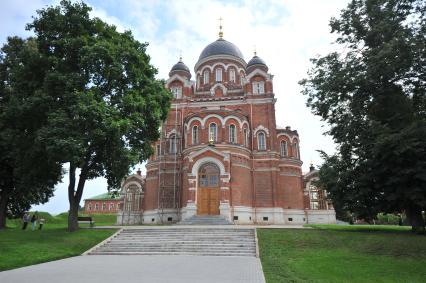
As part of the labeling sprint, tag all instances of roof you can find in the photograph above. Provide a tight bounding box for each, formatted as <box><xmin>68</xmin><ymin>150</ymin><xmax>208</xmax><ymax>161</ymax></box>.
<box><xmin>170</xmin><ymin>60</ymin><xmax>190</xmax><ymax>73</ymax></box>
<box><xmin>198</xmin><ymin>38</ymin><xmax>244</xmax><ymax>61</ymax></box>
<box><xmin>85</xmin><ymin>192</ymin><xmax>120</xmax><ymax>201</ymax></box>
<box><xmin>247</xmin><ymin>55</ymin><xmax>267</xmax><ymax>68</ymax></box>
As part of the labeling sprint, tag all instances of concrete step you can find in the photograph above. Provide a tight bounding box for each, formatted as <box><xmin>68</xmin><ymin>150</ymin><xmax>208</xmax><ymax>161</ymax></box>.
<box><xmin>88</xmin><ymin>227</ymin><xmax>256</xmax><ymax>257</ymax></box>
<box><xmin>177</xmin><ymin>215</ymin><xmax>233</xmax><ymax>225</ymax></box>
<box><xmin>89</xmin><ymin>251</ymin><xmax>256</xmax><ymax>256</ymax></box>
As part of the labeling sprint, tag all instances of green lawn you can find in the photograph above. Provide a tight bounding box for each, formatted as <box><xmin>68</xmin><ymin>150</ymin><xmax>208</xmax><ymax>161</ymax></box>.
<box><xmin>258</xmin><ymin>225</ymin><xmax>426</xmax><ymax>283</ymax></box>
<box><xmin>0</xmin><ymin>214</ymin><xmax>117</xmax><ymax>271</ymax></box>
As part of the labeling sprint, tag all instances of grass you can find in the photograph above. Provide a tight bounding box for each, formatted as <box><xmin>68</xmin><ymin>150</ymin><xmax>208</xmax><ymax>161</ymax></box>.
<box><xmin>7</xmin><ymin>212</ymin><xmax>117</xmax><ymax>228</ymax></box>
<box><xmin>258</xmin><ymin>225</ymin><xmax>426</xmax><ymax>283</ymax></box>
<box><xmin>0</xmin><ymin>213</ymin><xmax>117</xmax><ymax>271</ymax></box>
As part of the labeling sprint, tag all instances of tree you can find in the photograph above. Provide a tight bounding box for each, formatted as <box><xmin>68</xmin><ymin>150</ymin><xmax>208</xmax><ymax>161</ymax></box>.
<box><xmin>0</xmin><ymin>37</ymin><xmax>63</xmax><ymax>229</ymax></box>
<box><xmin>300</xmin><ymin>0</ymin><xmax>426</xmax><ymax>232</ymax></box>
<box><xmin>24</xmin><ymin>0</ymin><xmax>171</xmax><ymax>231</ymax></box>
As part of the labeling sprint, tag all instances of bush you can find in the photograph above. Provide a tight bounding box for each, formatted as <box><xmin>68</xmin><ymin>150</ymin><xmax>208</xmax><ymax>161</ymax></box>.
<box><xmin>376</xmin><ymin>213</ymin><xmax>401</xmax><ymax>225</ymax></box>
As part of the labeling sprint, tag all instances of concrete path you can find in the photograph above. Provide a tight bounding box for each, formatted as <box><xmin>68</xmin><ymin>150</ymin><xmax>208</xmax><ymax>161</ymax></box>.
<box><xmin>0</xmin><ymin>255</ymin><xmax>266</xmax><ymax>283</ymax></box>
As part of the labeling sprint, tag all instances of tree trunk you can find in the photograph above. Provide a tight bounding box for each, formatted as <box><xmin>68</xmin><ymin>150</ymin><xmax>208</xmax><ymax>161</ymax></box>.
<box><xmin>68</xmin><ymin>163</ymin><xmax>78</xmax><ymax>231</ymax></box>
<box><xmin>0</xmin><ymin>192</ymin><xmax>8</xmax><ymax>230</ymax></box>
<box><xmin>67</xmin><ymin>163</ymin><xmax>88</xmax><ymax>232</ymax></box>
<box><xmin>406</xmin><ymin>205</ymin><xmax>425</xmax><ymax>234</ymax></box>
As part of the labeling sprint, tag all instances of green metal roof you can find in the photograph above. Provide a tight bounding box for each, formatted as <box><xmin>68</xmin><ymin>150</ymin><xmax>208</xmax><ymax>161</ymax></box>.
<box><xmin>85</xmin><ymin>192</ymin><xmax>120</xmax><ymax>200</ymax></box>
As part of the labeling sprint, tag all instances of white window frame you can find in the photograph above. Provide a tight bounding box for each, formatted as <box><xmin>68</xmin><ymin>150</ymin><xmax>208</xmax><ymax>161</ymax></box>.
<box><xmin>204</xmin><ymin>70</ymin><xmax>209</xmax><ymax>84</ymax></box>
<box><xmin>229</xmin><ymin>124</ymin><xmax>237</xmax><ymax>144</ymax></box>
<box><xmin>229</xmin><ymin>69</ymin><xmax>236</xmax><ymax>83</ymax></box>
<box><xmin>280</xmin><ymin>140</ymin><xmax>288</xmax><ymax>157</ymax></box>
<box><xmin>209</xmin><ymin>123</ymin><xmax>217</xmax><ymax>142</ymax></box>
<box><xmin>215</xmin><ymin>68</ymin><xmax>222</xmax><ymax>82</ymax></box>
<box><xmin>171</xmin><ymin>86</ymin><xmax>182</xmax><ymax>99</ymax></box>
<box><xmin>243</xmin><ymin>128</ymin><xmax>248</xmax><ymax>146</ymax></box>
<box><xmin>169</xmin><ymin>135</ymin><xmax>177</xmax><ymax>154</ymax></box>
<box><xmin>88</xmin><ymin>203</ymin><xmax>92</xmax><ymax>211</ymax></box>
<box><xmin>109</xmin><ymin>203</ymin><xmax>114</xmax><ymax>210</ymax></box>
<box><xmin>102</xmin><ymin>202</ymin><xmax>106</xmax><ymax>210</ymax></box>
<box><xmin>252</xmin><ymin>81</ymin><xmax>265</xmax><ymax>94</ymax></box>
<box><xmin>258</xmin><ymin>132</ymin><xmax>266</xmax><ymax>150</ymax></box>
<box><xmin>192</xmin><ymin>125</ymin><xmax>198</xmax><ymax>144</ymax></box>
<box><xmin>95</xmin><ymin>203</ymin><xmax>99</xmax><ymax>210</ymax></box>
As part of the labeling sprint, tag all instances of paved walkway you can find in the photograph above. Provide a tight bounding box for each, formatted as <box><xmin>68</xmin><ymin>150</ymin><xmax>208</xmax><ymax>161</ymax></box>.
<box><xmin>0</xmin><ymin>255</ymin><xmax>266</xmax><ymax>283</ymax></box>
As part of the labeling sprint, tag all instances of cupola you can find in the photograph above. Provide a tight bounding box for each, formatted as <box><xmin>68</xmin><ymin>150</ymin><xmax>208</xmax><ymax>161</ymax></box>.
<box><xmin>169</xmin><ymin>57</ymin><xmax>191</xmax><ymax>79</ymax></box>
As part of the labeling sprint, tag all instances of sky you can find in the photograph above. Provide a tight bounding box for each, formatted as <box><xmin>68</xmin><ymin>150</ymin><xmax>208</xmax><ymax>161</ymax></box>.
<box><xmin>1</xmin><ymin>0</ymin><xmax>351</xmax><ymax>214</ymax></box>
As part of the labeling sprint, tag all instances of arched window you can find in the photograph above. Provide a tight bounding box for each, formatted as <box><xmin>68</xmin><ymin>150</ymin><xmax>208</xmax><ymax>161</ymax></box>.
<box><xmin>229</xmin><ymin>69</ymin><xmax>236</xmax><ymax>83</ymax></box>
<box><xmin>215</xmin><ymin>68</ymin><xmax>222</xmax><ymax>82</ymax></box>
<box><xmin>258</xmin><ymin>132</ymin><xmax>266</xmax><ymax>150</ymax></box>
<box><xmin>240</xmin><ymin>74</ymin><xmax>245</xmax><ymax>86</ymax></box>
<box><xmin>243</xmin><ymin>128</ymin><xmax>248</xmax><ymax>147</ymax></box>
<box><xmin>280</xmin><ymin>140</ymin><xmax>288</xmax><ymax>157</ymax></box>
<box><xmin>293</xmin><ymin>142</ymin><xmax>299</xmax><ymax>159</ymax></box>
<box><xmin>204</xmin><ymin>70</ymin><xmax>209</xmax><ymax>84</ymax></box>
<box><xmin>169</xmin><ymin>135</ymin><xmax>177</xmax><ymax>154</ymax></box>
<box><xmin>229</xmin><ymin>124</ymin><xmax>236</xmax><ymax>144</ymax></box>
<box><xmin>209</xmin><ymin>123</ymin><xmax>217</xmax><ymax>142</ymax></box>
<box><xmin>192</xmin><ymin>126</ymin><xmax>198</xmax><ymax>144</ymax></box>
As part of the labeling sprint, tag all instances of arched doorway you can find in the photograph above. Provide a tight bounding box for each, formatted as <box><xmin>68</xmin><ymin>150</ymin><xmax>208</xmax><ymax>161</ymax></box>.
<box><xmin>197</xmin><ymin>163</ymin><xmax>220</xmax><ymax>215</ymax></box>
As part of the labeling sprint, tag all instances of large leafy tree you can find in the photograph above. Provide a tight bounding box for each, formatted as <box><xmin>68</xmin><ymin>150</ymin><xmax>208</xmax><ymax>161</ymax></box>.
<box><xmin>23</xmin><ymin>0</ymin><xmax>171</xmax><ymax>231</ymax></box>
<box><xmin>300</xmin><ymin>0</ymin><xmax>426</xmax><ymax>232</ymax></box>
<box><xmin>0</xmin><ymin>37</ymin><xmax>63</xmax><ymax>229</ymax></box>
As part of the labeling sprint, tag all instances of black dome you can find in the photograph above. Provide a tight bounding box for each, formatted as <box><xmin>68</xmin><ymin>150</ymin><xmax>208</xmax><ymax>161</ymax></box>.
<box><xmin>198</xmin><ymin>38</ymin><xmax>244</xmax><ymax>61</ymax></box>
<box><xmin>247</xmin><ymin>55</ymin><xmax>267</xmax><ymax>68</ymax></box>
<box><xmin>170</xmin><ymin>60</ymin><xmax>190</xmax><ymax>73</ymax></box>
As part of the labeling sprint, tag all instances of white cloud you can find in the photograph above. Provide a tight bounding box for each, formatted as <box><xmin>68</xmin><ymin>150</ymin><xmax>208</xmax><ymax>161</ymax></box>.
<box><xmin>2</xmin><ymin>0</ymin><xmax>351</xmax><ymax>213</ymax></box>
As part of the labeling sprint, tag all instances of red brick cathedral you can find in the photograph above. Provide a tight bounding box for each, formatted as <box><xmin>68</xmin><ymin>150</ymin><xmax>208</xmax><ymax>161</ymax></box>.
<box><xmin>117</xmin><ymin>31</ymin><xmax>336</xmax><ymax>225</ymax></box>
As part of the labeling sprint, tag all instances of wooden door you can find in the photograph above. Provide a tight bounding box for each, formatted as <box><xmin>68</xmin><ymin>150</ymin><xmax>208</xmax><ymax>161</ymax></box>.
<box><xmin>197</xmin><ymin>163</ymin><xmax>220</xmax><ymax>215</ymax></box>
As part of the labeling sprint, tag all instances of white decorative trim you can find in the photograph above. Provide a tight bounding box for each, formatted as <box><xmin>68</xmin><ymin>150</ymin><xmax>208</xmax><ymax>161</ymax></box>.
<box><xmin>166</xmin><ymin>128</ymin><xmax>180</xmax><ymax>138</ymax></box>
<box><xmin>277</xmin><ymin>132</ymin><xmax>293</xmax><ymax>140</ymax></box>
<box><xmin>185</xmin><ymin>114</ymin><xmax>247</xmax><ymax>131</ymax></box>
<box><xmin>194</xmin><ymin>54</ymin><xmax>247</xmax><ymax>72</ymax></box>
<box><xmin>166</xmin><ymin>74</ymin><xmax>191</xmax><ymax>88</ymax></box>
<box><xmin>191</xmin><ymin>156</ymin><xmax>227</xmax><ymax>176</ymax></box>
<box><xmin>253</xmin><ymin>125</ymin><xmax>270</xmax><ymax>136</ymax></box>
<box><xmin>232</xmin><ymin>163</ymin><xmax>251</xmax><ymax>170</ymax></box>
<box><xmin>246</xmin><ymin>69</ymin><xmax>273</xmax><ymax>81</ymax></box>
<box><xmin>210</xmin><ymin>83</ymin><xmax>227</xmax><ymax>96</ymax></box>
<box><xmin>197</xmin><ymin>62</ymin><xmax>245</xmax><ymax>76</ymax></box>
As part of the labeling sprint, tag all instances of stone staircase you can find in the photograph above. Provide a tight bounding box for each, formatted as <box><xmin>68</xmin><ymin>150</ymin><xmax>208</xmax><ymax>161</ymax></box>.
<box><xmin>88</xmin><ymin>227</ymin><xmax>256</xmax><ymax>257</ymax></box>
<box><xmin>178</xmin><ymin>215</ymin><xmax>233</xmax><ymax>225</ymax></box>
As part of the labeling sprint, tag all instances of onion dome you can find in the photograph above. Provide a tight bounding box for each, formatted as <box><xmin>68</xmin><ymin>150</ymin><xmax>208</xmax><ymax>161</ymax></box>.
<box><xmin>198</xmin><ymin>38</ymin><xmax>244</xmax><ymax>61</ymax></box>
<box><xmin>246</xmin><ymin>54</ymin><xmax>268</xmax><ymax>73</ymax></box>
<box><xmin>169</xmin><ymin>58</ymin><xmax>191</xmax><ymax>79</ymax></box>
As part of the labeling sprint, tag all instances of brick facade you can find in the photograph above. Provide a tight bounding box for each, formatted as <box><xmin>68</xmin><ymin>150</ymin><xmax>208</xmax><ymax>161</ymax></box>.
<box><xmin>117</xmin><ymin>35</ymin><xmax>336</xmax><ymax>224</ymax></box>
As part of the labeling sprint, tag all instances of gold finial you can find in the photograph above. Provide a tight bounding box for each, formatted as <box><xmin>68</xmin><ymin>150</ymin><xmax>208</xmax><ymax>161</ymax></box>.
<box><xmin>218</xmin><ymin>16</ymin><xmax>223</xmax><ymax>38</ymax></box>
<box><xmin>254</xmin><ymin>45</ymin><xmax>257</xmax><ymax>56</ymax></box>
<box><xmin>179</xmin><ymin>50</ymin><xmax>182</xmax><ymax>61</ymax></box>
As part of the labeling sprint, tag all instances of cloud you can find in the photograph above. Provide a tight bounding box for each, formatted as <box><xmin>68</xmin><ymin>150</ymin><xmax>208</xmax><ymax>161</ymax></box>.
<box><xmin>2</xmin><ymin>0</ymin><xmax>351</xmax><ymax>213</ymax></box>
